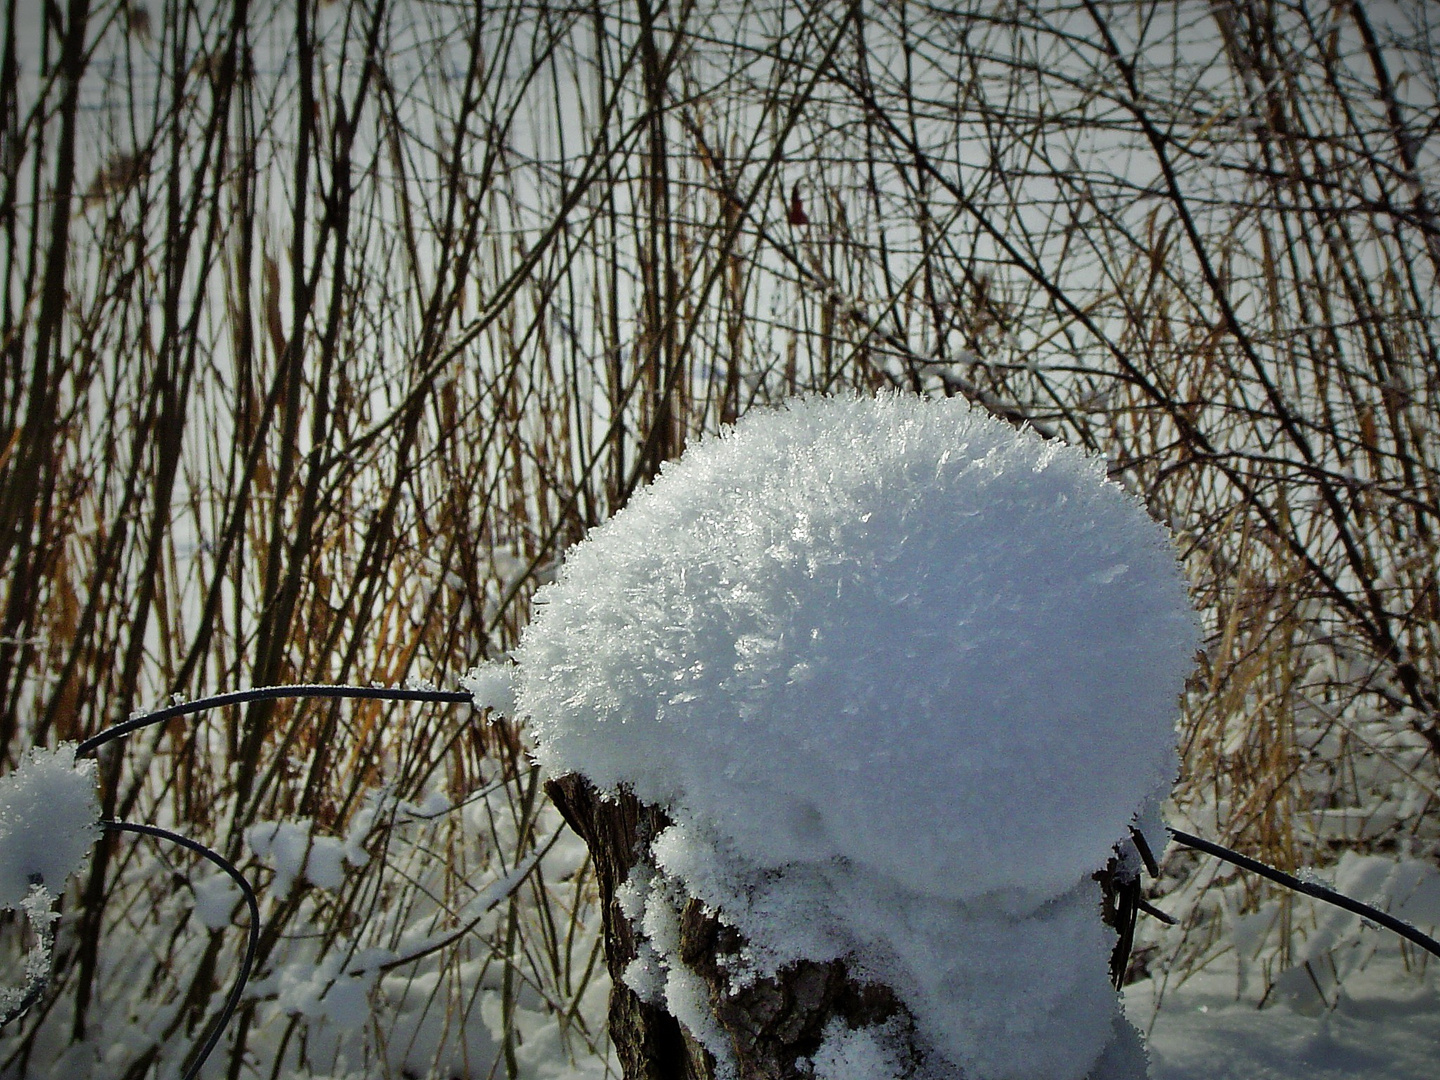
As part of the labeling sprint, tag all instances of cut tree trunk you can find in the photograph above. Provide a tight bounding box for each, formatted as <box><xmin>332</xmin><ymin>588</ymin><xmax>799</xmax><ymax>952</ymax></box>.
<box><xmin>545</xmin><ymin>775</ymin><xmax>917</xmax><ymax>1080</ymax></box>
<box><xmin>546</xmin><ymin>775</ymin><xmax>1142</xmax><ymax>1079</ymax></box>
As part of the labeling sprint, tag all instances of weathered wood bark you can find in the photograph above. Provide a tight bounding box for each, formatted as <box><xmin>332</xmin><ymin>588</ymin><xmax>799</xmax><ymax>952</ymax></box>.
<box><xmin>546</xmin><ymin>775</ymin><xmax>701</xmax><ymax>1080</ymax></box>
<box><xmin>546</xmin><ymin>775</ymin><xmax>916</xmax><ymax>1080</ymax></box>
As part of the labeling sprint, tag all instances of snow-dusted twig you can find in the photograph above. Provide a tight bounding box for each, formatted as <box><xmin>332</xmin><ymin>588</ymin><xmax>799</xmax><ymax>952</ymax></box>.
<box><xmin>356</xmin><ymin>833</ymin><xmax>557</xmax><ymax>977</ymax></box>
<box><xmin>0</xmin><ymin>881</ymin><xmax>60</xmax><ymax>1029</ymax></box>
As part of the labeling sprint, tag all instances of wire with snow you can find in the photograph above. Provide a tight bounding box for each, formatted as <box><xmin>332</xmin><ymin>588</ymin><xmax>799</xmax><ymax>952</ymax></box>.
<box><xmin>0</xmin><ymin>682</ymin><xmax>480</xmax><ymax>1078</ymax></box>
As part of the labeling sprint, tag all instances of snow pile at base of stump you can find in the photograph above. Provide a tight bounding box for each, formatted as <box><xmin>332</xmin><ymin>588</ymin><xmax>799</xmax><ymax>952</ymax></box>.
<box><xmin>514</xmin><ymin>393</ymin><xmax>1199</xmax><ymax>1080</ymax></box>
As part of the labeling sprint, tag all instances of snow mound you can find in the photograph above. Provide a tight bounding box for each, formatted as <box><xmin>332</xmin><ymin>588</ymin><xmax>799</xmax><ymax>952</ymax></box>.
<box><xmin>517</xmin><ymin>392</ymin><xmax>1199</xmax><ymax>1078</ymax></box>
<box><xmin>0</xmin><ymin>744</ymin><xmax>100</xmax><ymax>909</ymax></box>
<box><xmin>520</xmin><ymin>393</ymin><xmax>1197</xmax><ymax>900</ymax></box>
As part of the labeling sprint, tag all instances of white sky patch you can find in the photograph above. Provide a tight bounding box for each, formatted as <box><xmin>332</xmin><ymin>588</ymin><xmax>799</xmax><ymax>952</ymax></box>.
<box><xmin>517</xmin><ymin>392</ymin><xmax>1201</xmax><ymax>1080</ymax></box>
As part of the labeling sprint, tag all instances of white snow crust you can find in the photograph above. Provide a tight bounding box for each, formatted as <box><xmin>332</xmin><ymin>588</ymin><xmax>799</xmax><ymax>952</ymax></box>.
<box><xmin>808</xmin><ymin>1017</ymin><xmax>916</xmax><ymax>1080</ymax></box>
<box><xmin>1126</xmin><ymin>935</ymin><xmax>1440</xmax><ymax>1080</ymax></box>
<box><xmin>516</xmin><ymin>393</ymin><xmax>1200</xmax><ymax>1079</ymax></box>
<box><xmin>0</xmin><ymin>744</ymin><xmax>100</xmax><ymax>909</ymax></box>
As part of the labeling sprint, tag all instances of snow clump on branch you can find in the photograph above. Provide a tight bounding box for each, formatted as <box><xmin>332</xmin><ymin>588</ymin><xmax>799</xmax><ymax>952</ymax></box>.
<box><xmin>0</xmin><ymin>744</ymin><xmax>100</xmax><ymax>909</ymax></box>
<box><xmin>515</xmin><ymin>392</ymin><xmax>1200</xmax><ymax>1080</ymax></box>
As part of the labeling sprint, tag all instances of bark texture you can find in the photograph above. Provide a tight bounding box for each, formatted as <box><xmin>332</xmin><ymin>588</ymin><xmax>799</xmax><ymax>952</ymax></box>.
<box><xmin>546</xmin><ymin>774</ymin><xmax>917</xmax><ymax>1080</ymax></box>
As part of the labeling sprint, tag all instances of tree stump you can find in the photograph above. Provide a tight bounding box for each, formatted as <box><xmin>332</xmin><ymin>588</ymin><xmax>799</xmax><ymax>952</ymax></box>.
<box><xmin>518</xmin><ymin>395</ymin><xmax>1196</xmax><ymax>1080</ymax></box>
<box><xmin>547</xmin><ymin>775</ymin><xmax>919</xmax><ymax>1080</ymax></box>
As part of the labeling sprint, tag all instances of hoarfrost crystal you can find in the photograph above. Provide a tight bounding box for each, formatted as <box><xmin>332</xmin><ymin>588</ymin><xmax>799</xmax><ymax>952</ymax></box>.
<box><xmin>517</xmin><ymin>393</ymin><xmax>1200</xmax><ymax>1079</ymax></box>
<box><xmin>0</xmin><ymin>743</ymin><xmax>100</xmax><ymax>909</ymax></box>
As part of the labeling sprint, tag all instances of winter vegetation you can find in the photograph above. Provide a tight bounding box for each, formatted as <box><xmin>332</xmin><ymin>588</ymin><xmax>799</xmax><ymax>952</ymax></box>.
<box><xmin>0</xmin><ymin>0</ymin><xmax>1437</xmax><ymax>1077</ymax></box>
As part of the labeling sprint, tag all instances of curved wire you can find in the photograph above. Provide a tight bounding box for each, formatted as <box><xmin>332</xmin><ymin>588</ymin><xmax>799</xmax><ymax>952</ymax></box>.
<box><xmin>101</xmin><ymin>820</ymin><xmax>262</xmax><ymax>1080</ymax></box>
<box><xmin>1168</xmin><ymin>827</ymin><xmax>1440</xmax><ymax>960</ymax></box>
<box><xmin>76</xmin><ymin>685</ymin><xmax>472</xmax><ymax>757</ymax></box>
<box><xmin>51</xmin><ymin>686</ymin><xmax>476</xmax><ymax>1075</ymax></box>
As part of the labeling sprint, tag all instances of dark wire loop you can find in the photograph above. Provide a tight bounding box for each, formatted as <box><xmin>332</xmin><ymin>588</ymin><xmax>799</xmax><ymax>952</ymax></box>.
<box><xmin>101</xmin><ymin>820</ymin><xmax>262</xmax><ymax>1080</ymax></box>
<box><xmin>76</xmin><ymin>684</ymin><xmax>473</xmax><ymax>757</ymax></box>
<box><xmin>1167</xmin><ymin>827</ymin><xmax>1440</xmax><ymax>960</ymax></box>
<box><xmin>57</xmin><ymin>686</ymin><xmax>477</xmax><ymax>1074</ymax></box>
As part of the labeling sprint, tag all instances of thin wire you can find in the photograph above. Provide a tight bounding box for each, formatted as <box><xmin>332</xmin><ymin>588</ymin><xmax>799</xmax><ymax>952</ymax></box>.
<box><xmin>76</xmin><ymin>685</ymin><xmax>473</xmax><ymax>757</ymax></box>
<box><xmin>56</xmin><ymin>686</ymin><xmax>478</xmax><ymax>1075</ymax></box>
<box><xmin>101</xmin><ymin>820</ymin><xmax>262</xmax><ymax>1080</ymax></box>
<box><xmin>1168</xmin><ymin>827</ymin><xmax>1440</xmax><ymax>960</ymax></box>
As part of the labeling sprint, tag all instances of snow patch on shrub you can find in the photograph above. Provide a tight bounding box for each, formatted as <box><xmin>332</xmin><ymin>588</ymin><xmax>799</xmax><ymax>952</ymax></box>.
<box><xmin>191</xmin><ymin>872</ymin><xmax>242</xmax><ymax>930</ymax></box>
<box><xmin>0</xmin><ymin>744</ymin><xmax>100</xmax><ymax>908</ymax></box>
<box><xmin>246</xmin><ymin>820</ymin><xmax>352</xmax><ymax>894</ymax></box>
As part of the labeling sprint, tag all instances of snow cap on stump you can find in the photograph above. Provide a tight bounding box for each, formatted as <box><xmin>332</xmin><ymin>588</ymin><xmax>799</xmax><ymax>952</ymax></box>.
<box><xmin>519</xmin><ymin>392</ymin><xmax>1196</xmax><ymax>901</ymax></box>
<box><xmin>516</xmin><ymin>392</ymin><xmax>1199</xmax><ymax>1079</ymax></box>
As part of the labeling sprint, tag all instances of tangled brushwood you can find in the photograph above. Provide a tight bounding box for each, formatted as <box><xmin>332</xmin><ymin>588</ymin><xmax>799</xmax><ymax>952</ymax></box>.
<box><xmin>0</xmin><ymin>0</ymin><xmax>1437</xmax><ymax>1076</ymax></box>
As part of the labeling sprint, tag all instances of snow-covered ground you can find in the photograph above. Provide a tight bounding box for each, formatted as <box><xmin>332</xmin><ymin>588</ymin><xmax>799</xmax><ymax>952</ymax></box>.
<box><xmin>1128</xmin><ymin>946</ymin><xmax>1439</xmax><ymax>1080</ymax></box>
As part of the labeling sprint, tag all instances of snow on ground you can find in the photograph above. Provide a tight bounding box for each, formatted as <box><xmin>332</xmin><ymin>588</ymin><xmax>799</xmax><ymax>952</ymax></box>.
<box><xmin>1126</xmin><ymin>942</ymin><xmax>1440</xmax><ymax>1080</ymax></box>
<box><xmin>1121</xmin><ymin>842</ymin><xmax>1440</xmax><ymax>1079</ymax></box>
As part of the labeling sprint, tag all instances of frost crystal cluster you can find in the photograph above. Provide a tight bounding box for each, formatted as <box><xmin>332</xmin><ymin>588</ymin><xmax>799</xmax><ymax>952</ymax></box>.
<box><xmin>516</xmin><ymin>393</ymin><xmax>1199</xmax><ymax>1079</ymax></box>
<box><xmin>0</xmin><ymin>743</ymin><xmax>100</xmax><ymax>909</ymax></box>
